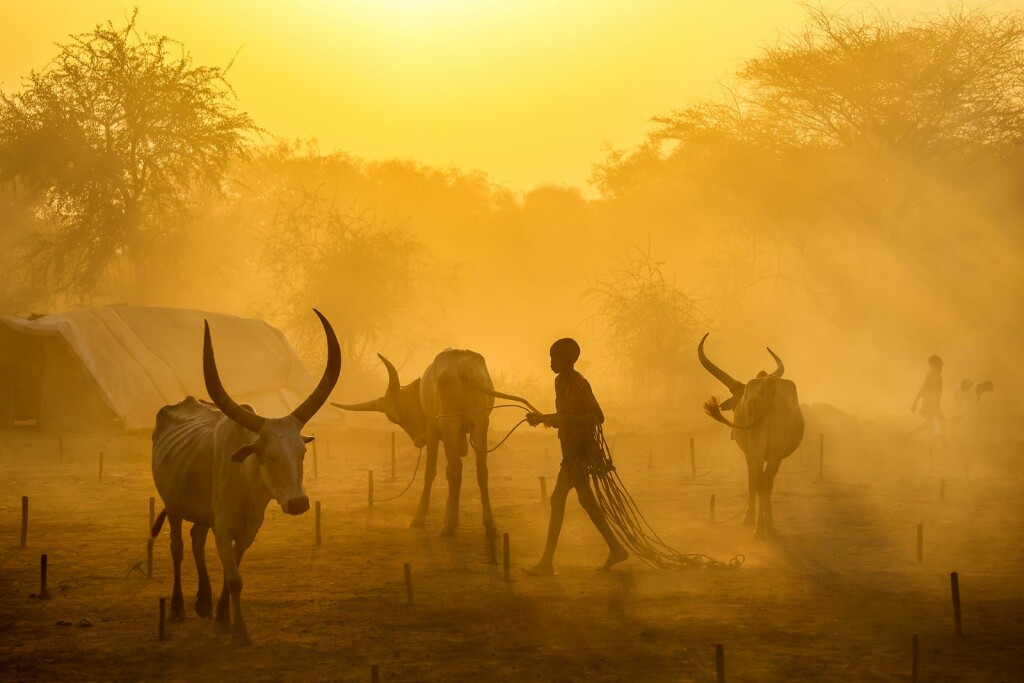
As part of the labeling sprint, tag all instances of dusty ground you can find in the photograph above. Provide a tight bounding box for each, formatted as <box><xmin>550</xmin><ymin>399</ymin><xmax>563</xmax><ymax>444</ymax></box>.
<box><xmin>1</xmin><ymin>406</ymin><xmax>1022</xmax><ymax>682</ymax></box>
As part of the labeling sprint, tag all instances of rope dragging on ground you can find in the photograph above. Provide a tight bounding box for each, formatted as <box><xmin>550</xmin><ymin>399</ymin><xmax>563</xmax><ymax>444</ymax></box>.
<box><xmin>373</xmin><ymin>446</ymin><xmax>424</xmax><ymax>502</ymax></box>
<box><xmin>586</xmin><ymin>425</ymin><xmax>744</xmax><ymax>570</ymax></box>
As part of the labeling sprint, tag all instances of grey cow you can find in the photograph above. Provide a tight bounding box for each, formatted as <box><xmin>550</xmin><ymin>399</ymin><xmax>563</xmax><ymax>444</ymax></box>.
<box><xmin>333</xmin><ymin>349</ymin><xmax>497</xmax><ymax>536</ymax></box>
<box><xmin>151</xmin><ymin>310</ymin><xmax>340</xmax><ymax>644</ymax></box>
<box><xmin>697</xmin><ymin>333</ymin><xmax>804</xmax><ymax>540</ymax></box>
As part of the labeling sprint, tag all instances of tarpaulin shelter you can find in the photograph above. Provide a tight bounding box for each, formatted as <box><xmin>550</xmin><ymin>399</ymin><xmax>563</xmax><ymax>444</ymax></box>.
<box><xmin>0</xmin><ymin>305</ymin><xmax>329</xmax><ymax>432</ymax></box>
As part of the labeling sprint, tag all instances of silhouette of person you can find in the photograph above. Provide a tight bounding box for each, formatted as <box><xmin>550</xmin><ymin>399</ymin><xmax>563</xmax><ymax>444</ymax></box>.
<box><xmin>911</xmin><ymin>355</ymin><xmax>945</xmax><ymax>437</ymax></box>
<box><xmin>523</xmin><ymin>338</ymin><xmax>628</xmax><ymax>575</ymax></box>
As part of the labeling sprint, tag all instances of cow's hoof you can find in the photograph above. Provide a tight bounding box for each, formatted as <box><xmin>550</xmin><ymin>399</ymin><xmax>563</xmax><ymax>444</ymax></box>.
<box><xmin>438</xmin><ymin>524</ymin><xmax>456</xmax><ymax>538</ymax></box>
<box><xmin>195</xmin><ymin>598</ymin><xmax>212</xmax><ymax>619</ymax></box>
<box><xmin>409</xmin><ymin>515</ymin><xmax>427</xmax><ymax>528</ymax></box>
<box><xmin>231</xmin><ymin>630</ymin><xmax>252</xmax><ymax>646</ymax></box>
<box><xmin>169</xmin><ymin>607</ymin><xmax>186</xmax><ymax>622</ymax></box>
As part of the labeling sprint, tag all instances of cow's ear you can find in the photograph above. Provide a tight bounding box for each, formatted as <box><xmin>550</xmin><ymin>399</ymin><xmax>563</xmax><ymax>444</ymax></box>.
<box><xmin>231</xmin><ymin>444</ymin><xmax>259</xmax><ymax>462</ymax></box>
<box><xmin>302</xmin><ymin>435</ymin><xmax>315</xmax><ymax>444</ymax></box>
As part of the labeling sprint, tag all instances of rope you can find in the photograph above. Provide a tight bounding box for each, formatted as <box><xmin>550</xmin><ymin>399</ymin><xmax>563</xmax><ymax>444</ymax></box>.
<box><xmin>586</xmin><ymin>425</ymin><xmax>744</xmax><ymax>570</ymax></box>
<box><xmin>374</xmin><ymin>406</ymin><xmax>530</xmax><ymax>503</ymax></box>
<box><xmin>373</xmin><ymin>446</ymin><xmax>424</xmax><ymax>502</ymax></box>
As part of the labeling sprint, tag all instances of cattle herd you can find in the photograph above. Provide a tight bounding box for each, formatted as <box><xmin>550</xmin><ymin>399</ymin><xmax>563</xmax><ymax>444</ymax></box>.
<box><xmin>148</xmin><ymin>310</ymin><xmax>809</xmax><ymax>643</ymax></box>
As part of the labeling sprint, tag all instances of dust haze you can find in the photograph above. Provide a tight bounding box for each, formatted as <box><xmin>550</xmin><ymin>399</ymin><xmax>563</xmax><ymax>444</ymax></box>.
<box><xmin>0</xmin><ymin>3</ymin><xmax>1021</xmax><ymax>681</ymax></box>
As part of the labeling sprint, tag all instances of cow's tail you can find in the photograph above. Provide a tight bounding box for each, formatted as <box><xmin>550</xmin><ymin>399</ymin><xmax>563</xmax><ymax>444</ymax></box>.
<box><xmin>150</xmin><ymin>508</ymin><xmax>167</xmax><ymax>538</ymax></box>
<box><xmin>703</xmin><ymin>396</ymin><xmax>761</xmax><ymax>430</ymax></box>
<box><xmin>468</xmin><ymin>378</ymin><xmax>541</xmax><ymax>414</ymax></box>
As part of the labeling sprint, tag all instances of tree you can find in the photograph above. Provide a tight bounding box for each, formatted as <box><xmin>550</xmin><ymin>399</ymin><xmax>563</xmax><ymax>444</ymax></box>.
<box><xmin>586</xmin><ymin>244</ymin><xmax>704</xmax><ymax>404</ymax></box>
<box><xmin>0</xmin><ymin>11</ymin><xmax>256</xmax><ymax>305</ymax></box>
<box><xmin>260</xmin><ymin>185</ymin><xmax>438</xmax><ymax>369</ymax></box>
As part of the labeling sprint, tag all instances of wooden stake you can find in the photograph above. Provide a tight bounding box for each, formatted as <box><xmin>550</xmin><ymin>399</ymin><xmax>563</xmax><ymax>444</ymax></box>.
<box><xmin>709</xmin><ymin>494</ymin><xmax>716</xmax><ymax>523</ymax></box>
<box><xmin>690</xmin><ymin>437</ymin><xmax>696</xmax><ymax>479</ymax></box>
<box><xmin>539</xmin><ymin>476</ymin><xmax>547</xmax><ymax>503</ymax></box>
<box><xmin>98</xmin><ymin>451</ymin><xmax>104</xmax><ymax>482</ymax></box>
<box><xmin>950</xmin><ymin>572</ymin><xmax>963</xmax><ymax>637</ymax></box>
<box><xmin>40</xmin><ymin>553</ymin><xmax>49</xmax><ymax>598</ymax></box>
<box><xmin>149</xmin><ymin>496</ymin><xmax>155</xmax><ymax>532</ymax></box>
<box><xmin>391</xmin><ymin>432</ymin><xmax>397</xmax><ymax>482</ymax></box>
<box><xmin>147</xmin><ymin>539</ymin><xmax>154</xmax><ymax>579</ymax></box>
<box><xmin>916</xmin><ymin>523</ymin><xmax>924</xmax><ymax>565</ymax></box>
<box><xmin>158</xmin><ymin>597</ymin><xmax>166</xmax><ymax>641</ymax></box>
<box><xmin>315</xmin><ymin>501</ymin><xmax>322</xmax><ymax>546</ymax></box>
<box><xmin>368</xmin><ymin>470</ymin><xmax>374</xmax><ymax>508</ymax></box>
<box><xmin>715</xmin><ymin>643</ymin><xmax>725</xmax><ymax>683</ymax></box>
<box><xmin>818</xmin><ymin>434</ymin><xmax>824</xmax><ymax>481</ymax></box>
<box><xmin>20</xmin><ymin>496</ymin><xmax>27</xmax><ymax>548</ymax></box>
<box><xmin>502</xmin><ymin>532</ymin><xmax>511</xmax><ymax>581</ymax></box>
<box><xmin>911</xmin><ymin>633</ymin><xmax>919</xmax><ymax>683</ymax></box>
<box><xmin>371</xmin><ymin>664</ymin><xmax>380</xmax><ymax>683</ymax></box>
<box><xmin>404</xmin><ymin>563</ymin><xmax>413</xmax><ymax>606</ymax></box>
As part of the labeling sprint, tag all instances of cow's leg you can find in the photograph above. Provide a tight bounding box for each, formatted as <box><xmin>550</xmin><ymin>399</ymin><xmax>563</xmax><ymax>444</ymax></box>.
<box><xmin>168</xmin><ymin>515</ymin><xmax>186</xmax><ymax>621</ymax></box>
<box><xmin>743</xmin><ymin>454</ymin><xmax>760</xmax><ymax>525</ymax></box>
<box><xmin>213</xmin><ymin>531</ymin><xmax>250</xmax><ymax>645</ymax></box>
<box><xmin>190</xmin><ymin>523</ymin><xmax>212</xmax><ymax>619</ymax></box>
<box><xmin>410</xmin><ymin>422</ymin><xmax>441</xmax><ymax>527</ymax></box>
<box><xmin>439</xmin><ymin>424</ymin><xmax>466</xmax><ymax>537</ymax></box>
<box><xmin>474</xmin><ymin>418</ymin><xmax>495</xmax><ymax>532</ymax></box>
<box><xmin>754</xmin><ymin>459</ymin><xmax>783</xmax><ymax>540</ymax></box>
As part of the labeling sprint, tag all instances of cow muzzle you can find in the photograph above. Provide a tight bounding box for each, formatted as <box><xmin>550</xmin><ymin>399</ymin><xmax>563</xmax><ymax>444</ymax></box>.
<box><xmin>283</xmin><ymin>495</ymin><xmax>310</xmax><ymax>515</ymax></box>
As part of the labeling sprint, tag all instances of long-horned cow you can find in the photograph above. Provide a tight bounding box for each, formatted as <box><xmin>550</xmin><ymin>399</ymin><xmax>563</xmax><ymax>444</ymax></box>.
<box><xmin>698</xmin><ymin>333</ymin><xmax>804</xmax><ymax>539</ymax></box>
<box><xmin>150</xmin><ymin>310</ymin><xmax>340</xmax><ymax>644</ymax></box>
<box><xmin>333</xmin><ymin>349</ymin><xmax>502</xmax><ymax>536</ymax></box>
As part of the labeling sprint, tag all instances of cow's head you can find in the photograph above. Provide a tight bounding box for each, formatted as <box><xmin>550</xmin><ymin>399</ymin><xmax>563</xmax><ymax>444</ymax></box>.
<box><xmin>697</xmin><ymin>333</ymin><xmax>785</xmax><ymax>429</ymax></box>
<box><xmin>203</xmin><ymin>309</ymin><xmax>341</xmax><ymax>516</ymax></box>
<box><xmin>331</xmin><ymin>354</ymin><xmax>428</xmax><ymax>448</ymax></box>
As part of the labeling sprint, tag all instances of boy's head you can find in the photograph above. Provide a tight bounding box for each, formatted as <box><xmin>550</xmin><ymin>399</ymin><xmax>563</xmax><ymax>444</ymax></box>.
<box><xmin>549</xmin><ymin>338</ymin><xmax>581</xmax><ymax>374</ymax></box>
<box><xmin>928</xmin><ymin>355</ymin><xmax>944</xmax><ymax>370</ymax></box>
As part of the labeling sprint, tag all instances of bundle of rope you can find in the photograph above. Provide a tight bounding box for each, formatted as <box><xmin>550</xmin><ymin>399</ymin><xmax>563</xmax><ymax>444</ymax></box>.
<box><xmin>585</xmin><ymin>425</ymin><xmax>744</xmax><ymax>570</ymax></box>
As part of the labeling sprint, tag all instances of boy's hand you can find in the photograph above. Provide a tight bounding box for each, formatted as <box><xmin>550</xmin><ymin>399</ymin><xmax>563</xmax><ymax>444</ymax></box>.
<box><xmin>526</xmin><ymin>412</ymin><xmax>545</xmax><ymax>427</ymax></box>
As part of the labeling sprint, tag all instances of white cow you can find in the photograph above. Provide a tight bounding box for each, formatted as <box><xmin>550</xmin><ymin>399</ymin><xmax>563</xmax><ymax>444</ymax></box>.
<box><xmin>151</xmin><ymin>310</ymin><xmax>340</xmax><ymax>645</ymax></box>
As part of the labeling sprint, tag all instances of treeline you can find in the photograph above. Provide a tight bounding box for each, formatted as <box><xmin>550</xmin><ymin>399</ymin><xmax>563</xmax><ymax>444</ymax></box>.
<box><xmin>2</xmin><ymin>7</ymin><xmax>1023</xmax><ymax>411</ymax></box>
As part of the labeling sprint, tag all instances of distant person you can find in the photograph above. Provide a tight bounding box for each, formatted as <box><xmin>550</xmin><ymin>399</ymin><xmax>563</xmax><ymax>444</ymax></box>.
<box><xmin>523</xmin><ymin>338</ymin><xmax>628</xmax><ymax>575</ymax></box>
<box><xmin>910</xmin><ymin>355</ymin><xmax>945</xmax><ymax>437</ymax></box>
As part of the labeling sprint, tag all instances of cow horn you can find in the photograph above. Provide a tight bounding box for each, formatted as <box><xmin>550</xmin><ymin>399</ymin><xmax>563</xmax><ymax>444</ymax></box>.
<box><xmin>697</xmin><ymin>333</ymin><xmax>742</xmax><ymax>392</ymax></box>
<box><xmin>767</xmin><ymin>346</ymin><xmax>784</xmax><ymax>378</ymax></box>
<box><xmin>290</xmin><ymin>309</ymin><xmax>343</xmax><ymax>425</ymax></box>
<box><xmin>204</xmin><ymin>320</ymin><xmax>267</xmax><ymax>434</ymax></box>
<box><xmin>378</xmin><ymin>354</ymin><xmax>402</xmax><ymax>401</ymax></box>
<box><xmin>331</xmin><ymin>398</ymin><xmax>385</xmax><ymax>412</ymax></box>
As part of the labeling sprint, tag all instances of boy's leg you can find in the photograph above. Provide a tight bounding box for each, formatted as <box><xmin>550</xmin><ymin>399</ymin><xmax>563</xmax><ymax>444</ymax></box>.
<box><xmin>575</xmin><ymin>471</ymin><xmax>629</xmax><ymax>570</ymax></box>
<box><xmin>524</xmin><ymin>459</ymin><xmax>576</xmax><ymax>575</ymax></box>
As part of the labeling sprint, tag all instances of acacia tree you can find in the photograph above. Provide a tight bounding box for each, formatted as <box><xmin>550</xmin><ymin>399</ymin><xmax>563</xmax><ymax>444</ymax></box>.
<box><xmin>0</xmin><ymin>11</ymin><xmax>256</xmax><ymax>305</ymax></box>
<box><xmin>587</xmin><ymin>245</ymin><xmax>704</xmax><ymax>404</ymax></box>
<box><xmin>260</xmin><ymin>186</ymin><xmax>438</xmax><ymax>369</ymax></box>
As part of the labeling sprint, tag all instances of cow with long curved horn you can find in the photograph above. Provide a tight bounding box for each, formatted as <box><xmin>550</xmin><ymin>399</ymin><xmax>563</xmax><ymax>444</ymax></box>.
<box><xmin>334</xmin><ymin>348</ymin><xmax>498</xmax><ymax>536</ymax></box>
<box><xmin>151</xmin><ymin>309</ymin><xmax>341</xmax><ymax>644</ymax></box>
<box><xmin>698</xmin><ymin>333</ymin><xmax>803</xmax><ymax>539</ymax></box>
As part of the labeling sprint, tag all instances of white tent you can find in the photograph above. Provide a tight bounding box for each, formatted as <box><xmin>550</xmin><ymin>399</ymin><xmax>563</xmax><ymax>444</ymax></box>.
<box><xmin>0</xmin><ymin>305</ymin><xmax>333</xmax><ymax>431</ymax></box>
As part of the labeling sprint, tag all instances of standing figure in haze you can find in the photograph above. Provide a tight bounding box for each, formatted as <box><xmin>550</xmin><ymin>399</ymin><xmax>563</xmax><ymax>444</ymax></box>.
<box><xmin>911</xmin><ymin>355</ymin><xmax>945</xmax><ymax>437</ymax></box>
<box><xmin>523</xmin><ymin>338</ymin><xmax>628</xmax><ymax>575</ymax></box>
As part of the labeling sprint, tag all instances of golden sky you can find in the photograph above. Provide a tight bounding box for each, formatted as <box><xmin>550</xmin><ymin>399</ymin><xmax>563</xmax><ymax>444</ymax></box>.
<box><xmin>2</xmin><ymin>1</ymin><xmax>1021</xmax><ymax>191</ymax></box>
